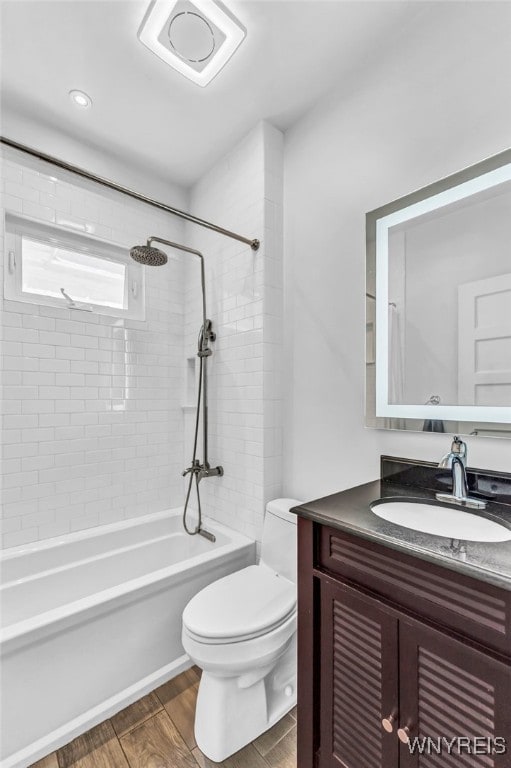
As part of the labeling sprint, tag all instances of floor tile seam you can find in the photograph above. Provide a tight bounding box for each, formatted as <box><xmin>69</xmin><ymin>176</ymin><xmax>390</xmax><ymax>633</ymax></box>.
<box><xmin>119</xmin><ymin>708</ymin><xmax>199</xmax><ymax>768</ymax></box>
<box><xmin>153</xmin><ymin>678</ymin><xmax>196</xmax><ymax>709</ymax></box>
<box><xmin>253</xmin><ymin>717</ymin><xmax>297</xmax><ymax>760</ymax></box>
<box><xmin>111</xmin><ymin>701</ymin><xmax>165</xmax><ymax>740</ymax></box>
<box><xmin>115</xmin><ymin>725</ymin><xmax>134</xmax><ymax>768</ymax></box>
<box><xmin>258</xmin><ymin>743</ymin><xmax>287</xmax><ymax>768</ymax></box>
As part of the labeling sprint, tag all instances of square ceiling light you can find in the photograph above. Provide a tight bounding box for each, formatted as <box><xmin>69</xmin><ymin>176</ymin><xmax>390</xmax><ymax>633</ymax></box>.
<box><xmin>138</xmin><ymin>0</ymin><xmax>246</xmax><ymax>87</ymax></box>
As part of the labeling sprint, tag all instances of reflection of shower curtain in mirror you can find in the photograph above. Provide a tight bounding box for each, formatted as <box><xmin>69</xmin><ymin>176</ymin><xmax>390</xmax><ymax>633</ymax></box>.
<box><xmin>387</xmin><ymin>305</ymin><xmax>406</xmax><ymax>429</ymax></box>
<box><xmin>389</xmin><ymin>305</ymin><xmax>404</xmax><ymax>403</ymax></box>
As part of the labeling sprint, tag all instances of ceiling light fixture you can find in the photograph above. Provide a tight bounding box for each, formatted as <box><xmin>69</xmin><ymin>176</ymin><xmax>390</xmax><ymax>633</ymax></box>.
<box><xmin>69</xmin><ymin>90</ymin><xmax>93</xmax><ymax>109</ymax></box>
<box><xmin>138</xmin><ymin>0</ymin><xmax>246</xmax><ymax>87</ymax></box>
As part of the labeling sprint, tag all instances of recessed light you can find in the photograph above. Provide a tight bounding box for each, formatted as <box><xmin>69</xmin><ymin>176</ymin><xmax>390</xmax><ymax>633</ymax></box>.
<box><xmin>138</xmin><ymin>0</ymin><xmax>246</xmax><ymax>87</ymax></box>
<box><xmin>69</xmin><ymin>90</ymin><xmax>93</xmax><ymax>109</ymax></box>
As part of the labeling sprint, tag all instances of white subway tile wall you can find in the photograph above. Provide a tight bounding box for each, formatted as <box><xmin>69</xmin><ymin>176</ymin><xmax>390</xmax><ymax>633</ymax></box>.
<box><xmin>1</xmin><ymin>123</ymin><xmax>283</xmax><ymax>550</ymax></box>
<box><xmin>184</xmin><ymin>122</ymin><xmax>284</xmax><ymax>544</ymax></box>
<box><xmin>0</xmin><ymin>148</ymin><xmax>186</xmax><ymax>548</ymax></box>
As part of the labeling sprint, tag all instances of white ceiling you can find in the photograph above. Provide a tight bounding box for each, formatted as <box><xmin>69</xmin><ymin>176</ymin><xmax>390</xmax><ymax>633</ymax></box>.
<box><xmin>1</xmin><ymin>0</ymin><xmax>435</xmax><ymax>188</ymax></box>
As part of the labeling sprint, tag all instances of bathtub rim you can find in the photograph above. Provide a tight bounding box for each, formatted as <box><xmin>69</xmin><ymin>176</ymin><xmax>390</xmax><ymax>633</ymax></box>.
<box><xmin>0</xmin><ymin>510</ymin><xmax>255</xmax><ymax>649</ymax></box>
<box><xmin>0</xmin><ymin>508</ymin><xmax>202</xmax><ymax>560</ymax></box>
<box><xmin>0</xmin><ymin>541</ymin><xmax>254</xmax><ymax>652</ymax></box>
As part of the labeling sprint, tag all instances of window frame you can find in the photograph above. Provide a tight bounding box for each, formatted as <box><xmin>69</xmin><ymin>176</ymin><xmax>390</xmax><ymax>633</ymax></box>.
<box><xmin>4</xmin><ymin>212</ymin><xmax>145</xmax><ymax>320</ymax></box>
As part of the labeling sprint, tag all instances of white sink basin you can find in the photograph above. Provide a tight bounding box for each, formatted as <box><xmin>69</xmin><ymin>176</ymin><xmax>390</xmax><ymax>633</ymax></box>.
<box><xmin>370</xmin><ymin>501</ymin><xmax>511</xmax><ymax>542</ymax></box>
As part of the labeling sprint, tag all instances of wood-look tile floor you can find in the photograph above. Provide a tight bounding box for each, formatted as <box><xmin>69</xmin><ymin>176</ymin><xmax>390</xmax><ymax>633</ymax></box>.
<box><xmin>31</xmin><ymin>667</ymin><xmax>297</xmax><ymax>768</ymax></box>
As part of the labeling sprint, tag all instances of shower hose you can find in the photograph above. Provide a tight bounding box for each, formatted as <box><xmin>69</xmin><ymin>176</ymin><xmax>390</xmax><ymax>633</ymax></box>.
<box><xmin>182</xmin><ymin>325</ymin><xmax>205</xmax><ymax>536</ymax></box>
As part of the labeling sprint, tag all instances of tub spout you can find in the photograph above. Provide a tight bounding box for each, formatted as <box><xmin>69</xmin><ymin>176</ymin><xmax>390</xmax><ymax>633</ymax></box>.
<box><xmin>199</xmin><ymin>528</ymin><xmax>216</xmax><ymax>543</ymax></box>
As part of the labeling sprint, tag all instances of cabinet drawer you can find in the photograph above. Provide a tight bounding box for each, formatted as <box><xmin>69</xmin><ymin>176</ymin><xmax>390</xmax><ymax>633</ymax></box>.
<box><xmin>318</xmin><ymin>526</ymin><xmax>511</xmax><ymax>657</ymax></box>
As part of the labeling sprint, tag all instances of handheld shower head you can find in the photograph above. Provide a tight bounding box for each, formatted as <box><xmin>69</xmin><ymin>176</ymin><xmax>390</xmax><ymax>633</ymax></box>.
<box><xmin>130</xmin><ymin>244</ymin><xmax>168</xmax><ymax>266</ymax></box>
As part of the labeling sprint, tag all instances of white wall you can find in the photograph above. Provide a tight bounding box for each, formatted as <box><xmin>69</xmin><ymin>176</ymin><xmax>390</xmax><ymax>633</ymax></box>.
<box><xmin>1</xmin><ymin>114</ymin><xmax>183</xmax><ymax>203</ymax></box>
<box><xmin>0</xmin><ymin>147</ymin><xmax>187</xmax><ymax>548</ymax></box>
<box><xmin>282</xmin><ymin>2</ymin><xmax>511</xmax><ymax>502</ymax></box>
<box><xmin>184</xmin><ymin>121</ymin><xmax>284</xmax><ymax>543</ymax></box>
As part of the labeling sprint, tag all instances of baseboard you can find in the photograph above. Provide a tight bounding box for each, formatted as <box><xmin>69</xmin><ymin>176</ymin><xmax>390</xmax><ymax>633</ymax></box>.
<box><xmin>2</xmin><ymin>654</ymin><xmax>192</xmax><ymax>768</ymax></box>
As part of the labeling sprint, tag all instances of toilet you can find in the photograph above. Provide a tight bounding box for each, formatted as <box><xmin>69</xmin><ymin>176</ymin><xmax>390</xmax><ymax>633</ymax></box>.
<box><xmin>181</xmin><ymin>498</ymin><xmax>302</xmax><ymax>762</ymax></box>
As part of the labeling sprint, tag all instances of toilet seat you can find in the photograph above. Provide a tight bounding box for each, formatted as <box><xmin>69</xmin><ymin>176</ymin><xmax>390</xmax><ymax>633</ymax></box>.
<box><xmin>182</xmin><ymin>564</ymin><xmax>296</xmax><ymax>644</ymax></box>
<box><xmin>182</xmin><ymin>608</ymin><xmax>296</xmax><ymax>677</ymax></box>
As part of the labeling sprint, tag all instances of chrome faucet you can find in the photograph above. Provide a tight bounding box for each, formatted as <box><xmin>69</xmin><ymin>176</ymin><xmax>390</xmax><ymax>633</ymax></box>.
<box><xmin>436</xmin><ymin>436</ymin><xmax>486</xmax><ymax>509</ymax></box>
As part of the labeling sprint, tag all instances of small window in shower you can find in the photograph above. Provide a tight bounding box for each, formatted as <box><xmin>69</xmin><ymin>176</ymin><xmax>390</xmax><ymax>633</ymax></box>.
<box><xmin>4</xmin><ymin>213</ymin><xmax>144</xmax><ymax>319</ymax></box>
<box><xmin>22</xmin><ymin>238</ymin><xmax>126</xmax><ymax>308</ymax></box>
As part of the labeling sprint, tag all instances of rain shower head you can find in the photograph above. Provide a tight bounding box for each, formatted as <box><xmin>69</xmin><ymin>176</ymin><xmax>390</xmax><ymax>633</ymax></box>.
<box><xmin>130</xmin><ymin>243</ymin><xmax>168</xmax><ymax>266</ymax></box>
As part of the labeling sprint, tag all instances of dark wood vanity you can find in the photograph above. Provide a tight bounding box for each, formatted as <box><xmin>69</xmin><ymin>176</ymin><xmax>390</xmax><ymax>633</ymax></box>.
<box><xmin>294</xmin><ymin>458</ymin><xmax>511</xmax><ymax>768</ymax></box>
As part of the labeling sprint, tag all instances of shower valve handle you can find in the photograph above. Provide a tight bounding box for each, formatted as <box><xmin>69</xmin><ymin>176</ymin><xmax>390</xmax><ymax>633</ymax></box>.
<box><xmin>182</xmin><ymin>460</ymin><xmax>200</xmax><ymax>477</ymax></box>
<box><xmin>182</xmin><ymin>462</ymin><xmax>224</xmax><ymax>479</ymax></box>
<box><xmin>198</xmin><ymin>465</ymin><xmax>224</xmax><ymax>480</ymax></box>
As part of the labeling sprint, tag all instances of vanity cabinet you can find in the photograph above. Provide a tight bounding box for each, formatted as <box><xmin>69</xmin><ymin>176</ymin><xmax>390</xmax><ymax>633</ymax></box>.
<box><xmin>297</xmin><ymin>518</ymin><xmax>511</xmax><ymax>768</ymax></box>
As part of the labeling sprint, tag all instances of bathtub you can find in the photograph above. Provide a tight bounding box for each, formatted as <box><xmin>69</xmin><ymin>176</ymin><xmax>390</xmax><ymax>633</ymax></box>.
<box><xmin>0</xmin><ymin>509</ymin><xmax>255</xmax><ymax>768</ymax></box>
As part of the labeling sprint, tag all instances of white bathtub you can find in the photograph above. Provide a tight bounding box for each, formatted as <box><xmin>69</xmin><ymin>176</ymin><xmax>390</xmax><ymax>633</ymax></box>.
<box><xmin>0</xmin><ymin>510</ymin><xmax>255</xmax><ymax>768</ymax></box>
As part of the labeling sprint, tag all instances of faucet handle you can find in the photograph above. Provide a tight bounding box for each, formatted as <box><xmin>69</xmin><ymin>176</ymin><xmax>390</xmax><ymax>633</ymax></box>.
<box><xmin>451</xmin><ymin>436</ymin><xmax>467</xmax><ymax>463</ymax></box>
<box><xmin>439</xmin><ymin>436</ymin><xmax>467</xmax><ymax>469</ymax></box>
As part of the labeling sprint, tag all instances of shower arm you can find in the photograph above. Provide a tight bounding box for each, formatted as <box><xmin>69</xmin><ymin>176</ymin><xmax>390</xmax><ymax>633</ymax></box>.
<box><xmin>147</xmin><ymin>237</ymin><xmax>208</xmax><ymax>349</ymax></box>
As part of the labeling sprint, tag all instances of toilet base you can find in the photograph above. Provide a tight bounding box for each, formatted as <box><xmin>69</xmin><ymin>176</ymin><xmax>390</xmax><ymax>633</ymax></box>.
<box><xmin>194</xmin><ymin>636</ymin><xmax>296</xmax><ymax>762</ymax></box>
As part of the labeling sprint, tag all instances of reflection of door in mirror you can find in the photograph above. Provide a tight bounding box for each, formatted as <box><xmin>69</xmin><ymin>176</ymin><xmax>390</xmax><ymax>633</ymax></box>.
<box><xmin>388</xmin><ymin>179</ymin><xmax>511</xmax><ymax>409</ymax></box>
<box><xmin>458</xmin><ymin>273</ymin><xmax>511</xmax><ymax>406</ymax></box>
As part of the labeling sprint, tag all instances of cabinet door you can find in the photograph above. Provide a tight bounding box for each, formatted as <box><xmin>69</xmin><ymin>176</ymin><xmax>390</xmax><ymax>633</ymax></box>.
<box><xmin>399</xmin><ymin>618</ymin><xmax>511</xmax><ymax>768</ymax></box>
<box><xmin>319</xmin><ymin>578</ymin><xmax>399</xmax><ymax>768</ymax></box>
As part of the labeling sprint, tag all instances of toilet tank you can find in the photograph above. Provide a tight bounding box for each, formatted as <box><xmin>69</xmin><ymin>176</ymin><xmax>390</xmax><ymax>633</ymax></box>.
<box><xmin>260</xmin><ymin>498</ymin><xmax>302</xmax><ymax>583</ymax></box>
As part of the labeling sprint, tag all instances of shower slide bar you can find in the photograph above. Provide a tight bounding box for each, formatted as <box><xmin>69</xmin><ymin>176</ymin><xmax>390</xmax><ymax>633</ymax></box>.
<box><xmin>0</xmin><ymin>136</ymin><xmax>260</xmax><ymax>251</ymax></box>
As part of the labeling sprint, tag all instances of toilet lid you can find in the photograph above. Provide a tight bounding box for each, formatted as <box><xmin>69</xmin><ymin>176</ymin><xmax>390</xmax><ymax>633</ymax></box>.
<box><xmin>182</xmin><ymin>565</ymin><xmax>296</xmax><ymax>642</ymax></box>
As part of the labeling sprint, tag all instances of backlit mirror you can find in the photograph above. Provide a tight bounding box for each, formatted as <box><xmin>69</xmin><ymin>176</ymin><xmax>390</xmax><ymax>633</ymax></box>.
<box><xmin>366</xmin><ymin>149</ymin><xmax>511</xmax><ymax>437</ymax></box>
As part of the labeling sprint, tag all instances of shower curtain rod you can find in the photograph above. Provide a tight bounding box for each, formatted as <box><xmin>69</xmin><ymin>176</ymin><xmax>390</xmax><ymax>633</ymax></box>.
<box><xmin>0</xmin><ymin>136</ymin><xmax>260</xmax><ymax>251</ymax></box>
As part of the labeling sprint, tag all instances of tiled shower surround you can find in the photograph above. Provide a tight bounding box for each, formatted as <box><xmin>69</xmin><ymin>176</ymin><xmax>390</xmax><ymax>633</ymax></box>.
<box><xmin>0</xmin><ymin>121</ymin><xmax>284</xmax><ymax>549</ymax></box>
<box><xmin>0</xmin><ymin>149</ymin><xmax>186</xmax><ymax>548</ymax></box>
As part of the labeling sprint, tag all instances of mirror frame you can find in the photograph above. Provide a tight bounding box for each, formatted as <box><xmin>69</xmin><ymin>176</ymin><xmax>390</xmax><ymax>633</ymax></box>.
<box><xmin>366</xmin><ymin>147</ymin><xmax>511</xmax><ymax>437</ymax></box>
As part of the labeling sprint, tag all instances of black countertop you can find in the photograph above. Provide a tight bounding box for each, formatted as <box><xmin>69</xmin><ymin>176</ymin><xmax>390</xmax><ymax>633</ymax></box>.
<box><xmin>292</xmin><ymin>476</ymin><xmax>511</xmax><ymax>591</ymax></box>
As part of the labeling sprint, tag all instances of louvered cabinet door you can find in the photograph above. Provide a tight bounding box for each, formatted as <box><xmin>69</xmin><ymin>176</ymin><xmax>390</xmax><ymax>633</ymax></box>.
<box><xmin>399</xmin><ymin>618</ymin><xmax>511</xmax><ymax>768</ymax></box>
<box><xmin>319</xmin><ymin>579</ymin><xmax>399</xmax><ymax>768</ymax></box>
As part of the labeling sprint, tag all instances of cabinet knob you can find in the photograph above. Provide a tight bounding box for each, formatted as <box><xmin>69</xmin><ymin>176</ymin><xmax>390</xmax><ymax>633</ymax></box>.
<box><xmin>398</xmin><ymin>726</ymin><xmax>411</xmax><ymax>744</ymax></box>
<box><xmin>381</xmin><ymin>714</ymin><xmax>395</xmax><ymax>733</ymax></box>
